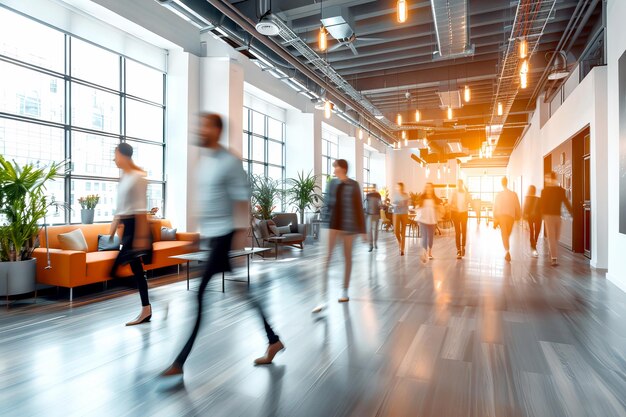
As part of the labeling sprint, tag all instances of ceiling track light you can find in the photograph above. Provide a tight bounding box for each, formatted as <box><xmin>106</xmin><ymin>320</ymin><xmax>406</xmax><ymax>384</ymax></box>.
<box><xmin>497</xmin><ymin>102</ymin><xmax>503</xmax><ymax>116</ymax></box>
<box><xmin>319</xmin><ymin>26</ymin><xmax>327</xmax><ymax>51</ymax></box>
<box><xmin>464</xmin><ymin>85</ymin><xmax>471</xmax><ymax>103</ymax></box>
<box><xmin>397</xmin><ymin>0</ymin><xmax>408</xmax><ymax>23</ymax></box>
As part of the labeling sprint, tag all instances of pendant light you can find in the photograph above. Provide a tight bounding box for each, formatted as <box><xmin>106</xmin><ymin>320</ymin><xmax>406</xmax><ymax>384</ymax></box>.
<box><xmin>396</xmin><ymin>113</ymin><xmax>402</xmax><ymax>126</ymax></box>
<box><xmin>401</xmin><ymin>130</ymin><xmax>407</xmax><ymax>140</ymax></box>
<box><xmin>464</xmin><ymin>85</ymin><xmax>471</xmax><ymax>103</ymax></box>
<box><xmin>319</xmin><ymin>26</ymin><xmax>327</xmax><ymax>51</ymax></box>
<box><xmin>447</xmin><ymin>106</ymin><xmax>453</xmax><ymax>120</ymax></box>
<box><xmin>415</xmin><ymin>109</ymin><xmax>421</xmax><ymax>122</ymax></box>
<box><xmin>437</xmin><ymin>165</ymin><xmax>441</xmax><ymax>180</ymax></box>
<box><xmin>367</xmin><ymin>136</ymin><xmax>371</xmax><ymax>146</ymax></box>
<box><xmin>519</xmin><ymin>38</ymin><xmax>528</xmax><ymax>59</ymax></box>
<box><xmin>397</xmin><ymin>0</ymin><xmax>408</xmax><ymax>23</ymax></box>
<box><xmin>520</xmin><ymin>59</ymin><xmax>529</xmax><ymax>74</ymax></box>
<box><xmin>520</xmin><ymin>72</ymin><xmax>528</xmax><ymax>89</ymax></box>
<box><xmin>497</xmin><ymin>102</ymin><xmax>503</xmax><ymax>116</ymax></box>
<box><xmin>358</xmin><ymin>128</ymin><xmax>363</xmax><ymax>140</ymax></box>
<box><xmin>324</xmin><ymin>100</ymin><xmax>332</xmax><ymax>119</ymax></box>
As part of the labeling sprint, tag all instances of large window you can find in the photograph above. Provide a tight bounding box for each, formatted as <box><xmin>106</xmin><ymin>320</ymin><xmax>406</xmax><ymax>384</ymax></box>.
<box><xmin>466</xmin><ymin>175</ymin><xmax>500</xmax><ymax>203</ymax></box>
<box><xmin>321</xmin><ymin>129</ymin><xmax>339</xmax><ymax>184</ymax></box>
<box><xmin>242</xmin><ymin>107</ymin><xmax>286</xmax><ymax>208</ymax></box>
<box><xmin>363</xmin><ymin>151</ymin><xmax>371</xmax><ymax>188</ymax></box>
<box><xmin>0</xmin><ymin>7</ymin><xmax>165</xmax><ymax>224</ymax></box>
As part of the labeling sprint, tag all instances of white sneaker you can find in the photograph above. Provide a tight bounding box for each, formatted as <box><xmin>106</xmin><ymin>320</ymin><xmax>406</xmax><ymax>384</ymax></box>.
<box><xmin>312</xmin><ymin>304</ymin><xmax>326</xmax><ymax>313</ymax></box>
<box><xmin>532</xmin><ymin>250</ymin><xmax>538</xmax><ymax>257</ymax></box>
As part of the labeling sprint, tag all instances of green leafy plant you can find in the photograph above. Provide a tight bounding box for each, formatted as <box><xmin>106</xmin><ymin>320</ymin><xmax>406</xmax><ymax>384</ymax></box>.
<box><xmin>409</xmin><ymin>191</ymin><xmax>420</xmax><ymax>207</ymax></box>
<box><xmin>287</xmin><ymin>171</ymin><xmax>324</xmax><ymax>224</ymax></box>
<box><xmin>250</xmin><ymin>175</ymin><xmax>283</xmax><ymax>220</ymax></box>
<box><xmin>78</xmin><ymin>194</ymin><xmax>99</xmax><ymax>209</ymax></box>
<box><xmin>0</xmin><ymin>156</ymin><xmax>61</xmax><ymax>262</ymax></box>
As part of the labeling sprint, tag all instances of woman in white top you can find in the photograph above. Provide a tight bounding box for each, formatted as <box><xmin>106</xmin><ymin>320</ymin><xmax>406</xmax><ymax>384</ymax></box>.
<box><xmin>450</xmin><ymin>179</ymin><xmax>470</xmax><ymax>259</ymax></box>
<box><xmin>416</xmin><ymin>182</ymin><xmax>442</xmax><ymax>263</ymax></box>
<box><xmin>109</xmin><ymin>143</ymin><xmax>151</xmax><ymax>326</ymax></box>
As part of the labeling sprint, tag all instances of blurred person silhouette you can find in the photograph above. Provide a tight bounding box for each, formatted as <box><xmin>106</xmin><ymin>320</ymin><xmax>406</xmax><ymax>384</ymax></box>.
<box><xmin>415</xmin><ymin>182</ymin><xmax>442</xmax><ymax>263</ymax></box>
<box><xmin>493</xmin><ymin>176</ymin><xmax>521</xmax><ymax>262</ymax></box>
<box><xmin>313</xmin><ymin>159</ymin><xmax>365</xmax><ymax>313</ymax></box>
<box><xmin>541</xmin><ymin>172</ymin><xmax>573</xmax><ymax>265</ymax></box>
<box><xmin>392</xmin><ymin>182</ymin><xmax>410</xmax><ymax>256</ymax></box>
<box><xmin>522</xmin><ymin>185</ymin><xmax>542</xmax><ymax>257</ymax></box>
<box><xmin>162</xmin><ymin>114</ymin><xmax>283</xmax><ymax>377</ymax></box>
<box><xmin>109</xmin><ymin>142</ymin><xmax>152</xmax><ymax>326</ymax></box>
<box><xmin>450</xmin><ymin>179</ymin><xmax>470</xmax><ymax>259</ymax></box>
<box><xmin>364</xmin><ymin>184</ymin><xmax>382</xmax><ymax>252</ymax></box>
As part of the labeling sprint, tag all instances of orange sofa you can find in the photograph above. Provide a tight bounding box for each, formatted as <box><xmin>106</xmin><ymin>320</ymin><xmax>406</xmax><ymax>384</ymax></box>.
<box><xmin>32</xmin><ymin>219</ymin><xmax>199</xmax><ymax>300</ymax></box>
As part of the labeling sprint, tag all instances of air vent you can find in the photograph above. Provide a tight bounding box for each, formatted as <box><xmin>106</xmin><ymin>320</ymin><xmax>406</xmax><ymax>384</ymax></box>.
<box><xmin>437</xmin><ymin>90</ymin><xmax>462</xmax><ymax>109</ymax></box>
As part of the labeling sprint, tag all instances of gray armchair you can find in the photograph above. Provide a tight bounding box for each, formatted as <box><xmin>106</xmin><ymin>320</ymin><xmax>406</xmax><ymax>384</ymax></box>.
<box><xmin>252</xmin><ymin>213</ymin><xmax>306</xmax><ymax>251</ymax></box>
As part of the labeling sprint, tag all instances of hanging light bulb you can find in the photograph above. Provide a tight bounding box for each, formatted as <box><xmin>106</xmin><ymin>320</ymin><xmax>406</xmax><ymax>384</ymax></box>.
<box><xmin>319</xmin><ymin>26</ymin><xmax>327</xmax><ymax>51</ymax></box>
<box><xmin>519</xmin><ymin>38</ymin><xmax>527</xmax><ymax>59</ymax></box>
<box><xmin>397</xmin><ymin>0</ymin><xmax>408</xmax><ymax>23</ymax></box>
<box><xmin>520</xmin><ymin>59</ymin><xmax>529</xmax><ymax>74</ymax></box>
<box><xmin>367</xmin><ymin>136</ymin><xmax>371</xmax><ymax>146</ymax></box>
<box><xmin>393</xmin><ymin>142</ymin><xmax>397</xmax><ymax>149</ymax></box>
<box><xmin>464</xmin><ymin>85</ymin><xmax>471</xmax><ymax>102</ymax></box>
<box><xmin>497</xmin><ymin>102</ymin><xmax>503</xmax><ymax>116</ymax></box>
<box><xmin>324</xmin><ymin>100</ymin><xmax>332</xmax><ymax>119</ymax></box>
<box><xmin>415</xmin><ymin>109</ymin><xmax>421</xmax><ymax>122</ymax></box>
<box><xmin>396</xmin><ymin>113</ymin><xmax>402</xmax><ymax>126</ymax></box>
<box><xmin>404</xmin><ymin>137</ymin><xmax>408</xmax><ymax>146</ymax></box>
<box><xmin>358</xmin><ymin>128</ymin><xmax>363</xmax><ymax>140</ymax></box>
<box><xmin>398</xmin><ymin>140</ymin><xmax>402</xmax><ymax>149</ymax></box>
<box><xmin>520</xmin><ymin>72</ymin><xmax>528</xmax><ymax>89</ymax></box>
<box><xmin>401</xmin><ymin>130</ymin><xmax>407</xmax><ymax>139</ymax></box>
<box><xmin>437</xmin><ymin>165</ymin><xmax>441</xmax><ymax>179</ymax></box>
<box><xmin>447</xmin><ymin>106</ymin><xmax>453</xmax><ymax>120</ymax></box>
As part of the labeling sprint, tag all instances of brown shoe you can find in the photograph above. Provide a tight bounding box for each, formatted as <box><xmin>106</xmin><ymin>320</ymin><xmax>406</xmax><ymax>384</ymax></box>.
<box><xmin>254</xmin><ymin>340</ymin><xmax>285</xmax><ymax>365</ymax></box>
<box><xmin>126</xmin><ymin>305</ymin><xmax>152</xmax><ymax>326</ymax></box>
<box><xmin>161</xmin><ymin>363</ymin><xmax>183</xmax><ymax>377</ymax></box>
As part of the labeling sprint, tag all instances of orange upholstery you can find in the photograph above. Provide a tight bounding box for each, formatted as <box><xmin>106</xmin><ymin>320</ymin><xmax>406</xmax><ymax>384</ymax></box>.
<box><xmin>33</xmin><ymin>219</ymin><xmax>200</xmax><ymax>291</ymax></box>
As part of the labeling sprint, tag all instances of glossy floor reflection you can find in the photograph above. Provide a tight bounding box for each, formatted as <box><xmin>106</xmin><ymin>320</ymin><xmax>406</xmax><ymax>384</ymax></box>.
<box><xmin>1</xmin><ymin>221</ymin><xmax>625</xmax><ymax>417</ymax></box>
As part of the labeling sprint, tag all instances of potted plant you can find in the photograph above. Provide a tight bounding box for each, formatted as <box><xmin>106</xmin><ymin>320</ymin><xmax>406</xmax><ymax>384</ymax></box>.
<box><xmin>0</xmin><ymin>155</ymin><xmax>60</xmax><ymax>297</ymax></box>
<box><xmin>78</xmin><ymin>194</ymin><xmax>99</xmax><ymax>224</ymax></box>
<box><xmin>287</xmin><ymin>171</ymin><xmax>323</xmax><ymax>224</ymax></box>
<box><xmin>250</xmin><ymin>175</ymin><xmax>282</xmax><ymax>220</ymax></box>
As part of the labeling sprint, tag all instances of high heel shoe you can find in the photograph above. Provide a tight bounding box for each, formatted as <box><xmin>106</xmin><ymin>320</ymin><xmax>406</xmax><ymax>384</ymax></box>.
<box><xmin>126</xmin><ymin>305</ymin><xmax>152</xmax><ymax>326</ymax></box>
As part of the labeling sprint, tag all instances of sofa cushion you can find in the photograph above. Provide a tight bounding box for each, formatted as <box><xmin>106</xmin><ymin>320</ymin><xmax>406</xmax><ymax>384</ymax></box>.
<box><xmin>161</xmin><ymin>227</ymin><xmax>177</xmax><ymax>241</ymax></box>
<box><xmin>281</xmin><ymin>233</ymin><xmax>304</xmax><ymax>243</ymax></box>
<box><xmin>266</xmin><ymin>220</ymin><xmax>279</xmax><ymax>236</ymax></box>
<box><xmin>277</xmin><ymin>225</ymin><xmax>291</xmax><ymax>235</ymax></box>
<box><xmin>149</xmin><ymin>240</ymin><xmax>196</xmax><ymax>269</ymax></box>
<box><xmin>98</xmin><ymin>234</ymin><xmax>120</xmax><ymax>251</ymax></box>
<box><xmin>58</xmin><ymin>229</ymin><xmax>88</xmax><ymax>251</ymax></box>
<box><xmin>86</xmin><ymin>251</ymin><xmax>132</xmax><ymax>280</ymax></box>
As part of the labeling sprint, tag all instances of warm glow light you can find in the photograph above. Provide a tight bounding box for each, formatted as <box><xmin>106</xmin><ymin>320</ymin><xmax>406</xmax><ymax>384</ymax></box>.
<box><xmin>394</xmin><ymin>142</ymin><xmax>397</xmax><ymax>149</ymax></box>
<box><xmin>415</xmin><ymin>109</ymin><xmax>421</xmax><ymax>122</ymax></box>
<box><xmin>401</xmin><ymin>130</ymin><xmax>407</xmax><ymax>139</ymax></box>
<box><xmin>397</xmin><ymin>0</ymin><xmax>407</xmax><ymax>23</ymax></box>
<box><xmin>396</xmin><ymin>113</ymin><xmax>402</xmax><ymax>126</ymax></box>
<box><xmin>520</xmin><ymin>72</ymin><xmax>528</xmax><ymax>89</ymax></box>
<box><xmin>398</xmin><ymin>141</ymin><xmax>402</xmax><ymax>149</ymax></box>
<box><xmin>367</xmin><ymin>136</ymin><xmax>371</xmax><ymax>146</ymax></box>
<box><xmin>520</xmin><ymin>59</ymin><xmax>529</xmax><ymax>74</ymax></box>
<box><xmin>519</xmin><ymin>38</ymin><xmax>527</xmax><ymax>59</ymax></box>
<box><xmin>404</xmin><ymin>138</ymin><xmax>408</xmax><ymax>146</ymax></box>
<box><xmin>358</xmin><ymin>129</ymin><xmax>363</xmax><ymax>140</ymax></box>
<box><xmin>447</xmin><ymin>106</ymin><xmax>453</xmax><ymax>120</ymax></box>
<box><xmin>437</xmin><ymin>166</ymin><xmax>441</xmax><ymax>179</ymax></box>
<box><xmin>497</xmin><ymin>102</ymin><xmax>503</xmax><ymax>116</ymax></box>
<box><xmin>464</xmin><ymin>85</ymin><xmax>471</xmax><ymax>102</ymax></box>
<box><xmin>324</xmin><ymin>100</ymin><xmax>332</xmax><ymax>119</ymax></box>
<box><xmin>319</xmin><ymin>26</ymin><xmax>327</xmax><ymax>51</ymax></box>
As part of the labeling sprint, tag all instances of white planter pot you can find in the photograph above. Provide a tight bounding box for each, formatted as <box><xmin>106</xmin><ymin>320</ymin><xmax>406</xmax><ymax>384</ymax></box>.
<box><xmin>0</xmin><ymin>258</ymin><xmax>37</xmax><ymax>296</ymax></box>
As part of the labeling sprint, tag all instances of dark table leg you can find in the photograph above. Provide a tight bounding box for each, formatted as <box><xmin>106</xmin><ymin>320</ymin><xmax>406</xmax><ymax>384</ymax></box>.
<box><xmin>222</xmin><ymin>272</ymin><xmax>225</xmax><ymax>293</ymax></box>
<box><xmin>186</xmin><ymin>260</ymin><xmax>190</xmax><ymax>290</ymax></box>
<box><xmin>247</xmin><ymin>254</ymin><xmax>250</xmax><ymax>286</ymax></box>
<box><xmin>275</xmin><ymin>241</ymin><xmax>279</xmax><ymax>259</ymax></box>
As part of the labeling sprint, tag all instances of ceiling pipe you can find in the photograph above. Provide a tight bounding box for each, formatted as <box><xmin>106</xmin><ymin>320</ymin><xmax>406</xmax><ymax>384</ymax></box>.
<box><xmin>526</xmin><ymin>0</ymin><xmax>595</xmax><ymax>108</ymax></box>
<box><xmin>202</xmin><ymin>0</ymin><xmax>397</xmax><ymax>145</ymax></box>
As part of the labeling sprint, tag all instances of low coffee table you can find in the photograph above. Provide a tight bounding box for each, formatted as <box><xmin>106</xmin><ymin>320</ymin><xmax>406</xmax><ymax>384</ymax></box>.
<box><xmin>170</xmin><ymin>247</ymin><xmax>271</xmax><ymax>292</ymax></box>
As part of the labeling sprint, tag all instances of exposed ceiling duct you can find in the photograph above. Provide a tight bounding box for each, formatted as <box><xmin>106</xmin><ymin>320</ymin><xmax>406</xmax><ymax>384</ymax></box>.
<box><xmin>430</xmin><ymin>0</ymin><xmax>474</xmax><ymax>59</ymax></box>
<box><xmin>437</xmin><ymin>89</ymin><xmax>462</xmax><ymax>110</ymax></box>
<box><xmin>488</xmin><ymin>0</ymin><xmax>558</xmax><ymax>150</ymax></box>
<box><xmin>547</xmin><ymin>51</ymin><xmax>570</xmax><ymax>80</ymax></box>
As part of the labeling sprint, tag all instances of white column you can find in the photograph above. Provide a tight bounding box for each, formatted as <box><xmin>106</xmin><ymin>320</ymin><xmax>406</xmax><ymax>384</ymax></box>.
<box><xmin>285</xmin><ymin>110</ymin><xmax>315</xmax><ymax>180</ymax></box>
<box><xmin>313</xmin><ymin>110</ymin><xmax>323</xmax><ymax>188</ymax></box>
<box><xmin>355</xmin><ymin>135</ymin><xmax>364</xmax><ymax>185</ymax></box>
<box><xmin>199</xmin><ymin>57</ymin><xmax>244</xmax><ymax>155</ymax></box>
<box><xmin>338</xmin><ymin>135</ymin><xmax>356</xmax><ymax>179</ymax></box>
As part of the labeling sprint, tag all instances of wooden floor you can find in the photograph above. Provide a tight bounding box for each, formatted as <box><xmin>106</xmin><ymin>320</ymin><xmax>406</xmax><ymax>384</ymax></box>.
<box><xmin>1</xmin><ymin>220</ymin><xmax>626</xmax><ymax>417</ymax></box>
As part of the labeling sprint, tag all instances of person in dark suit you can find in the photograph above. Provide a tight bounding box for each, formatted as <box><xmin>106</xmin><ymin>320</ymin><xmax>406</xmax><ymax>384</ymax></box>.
<box><xmin>522</xmin><ymin>185</ymin><xmax>542</xmax><ymax>257</ymax></box>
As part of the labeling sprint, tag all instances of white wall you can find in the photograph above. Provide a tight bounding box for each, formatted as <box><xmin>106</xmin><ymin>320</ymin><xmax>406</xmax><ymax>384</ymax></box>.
<box><xmin>386</xmin><ymin>148</ymin><xmax>458</xmax><ymax>194</ymax></box>
<box><xmin>607</xmin><ymin>0</ymin><xmax>626</xmax><ymax>292</ymax></box>
<box><xmin>507</xmin><ymin>66</ymin><xmax>608</xmax><ymax>269</ymax></box>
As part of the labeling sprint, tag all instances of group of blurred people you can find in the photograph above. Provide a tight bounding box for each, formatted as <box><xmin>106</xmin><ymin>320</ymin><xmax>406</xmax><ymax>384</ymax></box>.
<box><xmin>109</xmin><ymin>112</ymin><xmax>574</xmax><ymax>381</ymax></box>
